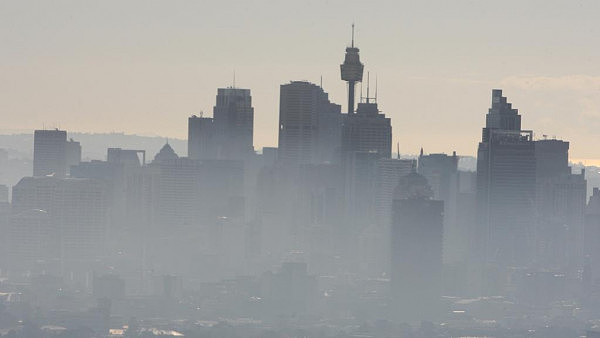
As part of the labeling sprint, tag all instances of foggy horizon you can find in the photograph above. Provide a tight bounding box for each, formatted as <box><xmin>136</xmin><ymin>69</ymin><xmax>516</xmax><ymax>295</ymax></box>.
<box><xmin>4</xmin><ymin>1</ymin><xmax>600</xmax><ymax>338</ymax></box>
<box><xmin>3</xmin><ymin>1</ymin><xmax>600</xmax><ymax>159</ymax></box>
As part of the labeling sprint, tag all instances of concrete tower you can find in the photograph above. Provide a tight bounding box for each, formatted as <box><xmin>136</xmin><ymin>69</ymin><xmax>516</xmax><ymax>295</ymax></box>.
<box><xmin>340</xmin><ymin>24</ymin><xmax>364</xmax><ymax>114</ymax></box>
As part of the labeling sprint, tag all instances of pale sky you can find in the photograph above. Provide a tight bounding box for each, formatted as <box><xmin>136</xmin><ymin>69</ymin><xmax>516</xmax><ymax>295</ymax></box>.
<box><xmin>2</xmin><ymin>0</ymin><xmax>600</xmax><ymax>158</ymax></box>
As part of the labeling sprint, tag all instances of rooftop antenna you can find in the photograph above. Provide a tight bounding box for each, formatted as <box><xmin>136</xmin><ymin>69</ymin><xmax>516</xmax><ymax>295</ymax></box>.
<box><xmin>397</xmin><ymin>142</ymin><xmax>400</xmax><ymax>160</ymax></box>
<box><xmin>360</xmin><ymin>81</ymin><xmax>363</xmax><ymax>103</ymax></box>
<box><xmin>366</xmin><ymin>72</ymin><xmax>370</xmax><ymax>103</ymax></box>
<box><xmin>375</xmin><ymin>75</ymin><xmax>378</xmax><ymax>103</ymax></box>
<box><xmin>320</xmin><ymin>75</ymin><xmax>323</xmax><ymax>89</ymax></box>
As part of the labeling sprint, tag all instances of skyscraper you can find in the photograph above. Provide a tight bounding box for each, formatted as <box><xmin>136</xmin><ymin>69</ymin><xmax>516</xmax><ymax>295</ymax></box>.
<box><xmin>33</xmin><ymin>129</ymin><xmax>67</xmax><ymax>177</ymax></box>
<box><xmin>418</xmin><ymin>150</ymin><xmax>460</xmax><ymax>264</ymax></box>
<box><xmin>10</xmin><ymin>176</ymin><xmax>108</xmax><ymax>272</ymax></box>
<box><xmin>476</xmin><ymin>89</ymin><xmax>536</xmax><ymax>269</ymax></box>
<box><xmin>278</xmin><ymin>81</ymin><xmax>342</xmax><ymax>165</ymax></box>
<box><xmin>213</xmin><ymin>87</ymin><xmax>254</xmax><ymax>158</ymax></box>
<box><xmin>188</xmin><ymin>115</ymin><xmax>216</xmax><ymax>160</ymax></box>
<box><xmin>187</xmin><ymin>87</ymin><xmax>254</xmax><ymax>160</ymax></box>
<box><xmin>65</xmin><ymin>138</ymin><xmax>81</xmax><ymax>175</ymax></box>
<box><xmin>534</xmin><ymin>139</ymin><xmax>586</xmax><ymax>270</ymax></box>
<box><xmin>341</xmin><ymin>100</ymin><xmax>392</xmax><ymax>159</ymax></box>
<box><xmin>390</xmin><ymin>172</ymin><xmax>443</xmax><ymax>322</ymax></box>
<box><xmin>585</xmin><ymin>188</ymin><xmax>600</xmax><ymax>287</ymax></box>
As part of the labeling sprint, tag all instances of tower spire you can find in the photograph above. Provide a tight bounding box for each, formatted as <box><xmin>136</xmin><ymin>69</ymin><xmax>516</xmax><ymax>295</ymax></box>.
<box><xmin>340</xmin><ymin>24</ymin><xmax>364</xmax><ymax>114</ymax></box>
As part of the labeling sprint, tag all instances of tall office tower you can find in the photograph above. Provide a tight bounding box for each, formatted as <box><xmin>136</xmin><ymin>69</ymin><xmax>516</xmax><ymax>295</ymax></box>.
<box><xmin>213</xmin><ymin>88</ymin><xmax>255</xmax><ymax>159</ymax></box>
<box><xmin>418</xmin><ymin>150</ymin><xmax>459</xmax><ymax>201</ymax></box>
<box><xmin>340</xmin><ymin>24</ymin><xmax>364</xmax><ymax>114</ymax></box>
<box><xmin>52</xmin><ymin>178</ymin><xmax>108</xmax><ymax>263</ymax></box>
<box><xmin>65</xmin><ymin>138</ymin><xmax>81</xmax><ymax>174</ymax></box>
<box><xmin>391</xmin><ymin>172</ymin><xmax>443</xmax><ymax>322</ymax></box>
<box><xmin>476</xmin><ymin>89</ymin><xmax>536</xmax><ymax>270</ymax></box>
<box><xmin>585</xmin><ymin>188</ymin><xmax>600</xmax><ymax>288</ymax></box>
<box><xmin>341</xmin><ymin>100</ymin><xmax>392</xmax><ymax>158</ymax></box>
<box><xmin>278</xmin><ymin>81</ymin><xmax>342</xmax><ymax>165</ymax></box>
<box><xmin>10</xmin><ymin>176</ymin><xmax>108</xmax><ymax>272</ymax></box>
<box><xmin>374</xmin><ymin>158</ymin><xmax>415</xmax><ymax>227</ymax></box>
<box><xmin>534</xmin><ymin>139</ymin><xmax>586</xmax><ymax>270</ymax></box>
<box><xmin>188</xmin><ymin>115</ymin><xmax>216</xmax><ymax>160</ymax></box>
<box><xmin>7</xmin><ymin>209</ymin><xmax>57</xmax><ymax>271</ymax></box>
<box><xmin>33</xmin><ymin>129</ymin><xmax>67</xmax><ymax>177</ymax></box>
<box><xmin>418</xmin><ymin>151</ymin><xmax>460</xmax><ymax>263</ymax></box>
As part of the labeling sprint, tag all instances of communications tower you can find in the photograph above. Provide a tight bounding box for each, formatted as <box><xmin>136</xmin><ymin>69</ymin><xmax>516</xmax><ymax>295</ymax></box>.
<box><xmin>340</xmin><ymin>24</ymin><xmax>364</xmax><ymax>114</ymax></box>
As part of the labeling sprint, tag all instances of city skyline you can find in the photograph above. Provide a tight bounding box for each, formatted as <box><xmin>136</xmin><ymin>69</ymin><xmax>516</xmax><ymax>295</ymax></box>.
<box><xmin>2</xmin><ymin>1</ymin><xmax>600</xmax><ymax>161</ymax></box>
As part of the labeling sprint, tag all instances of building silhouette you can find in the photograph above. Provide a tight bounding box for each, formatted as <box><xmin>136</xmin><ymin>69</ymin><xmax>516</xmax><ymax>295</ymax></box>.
<box><xmin>278</xmin><ymin>81</ymin><xmax>341</xmax><ymax>165</ymax></box>
<box><xmin>10</xmin><ymin>176</ymin><xmax>108</xmax><ymax>274</ymax></box>
<box><xmin>390</xmin><ymin>172</ymin><xmax>443</xmax><ymax>322</ymax></box>
<box><xmin>476</xmin><ymin>89</ymin><xmax>536</xmax><ymax>270</ymax></box>
<box><xmin>534</xmin><ymin>139</ymin><xmax>586</xmax><ymax>270</ymax></box>
<box><xmin>188</xmin><ymin>87</ymin><xmax>254</xmax><ymax>160</ymax></box>
<box><xmin>585</xmin><ymin>187</ymin><xmax>600</xmax><ymax>289</ymax></box>
<box><xmin>33</xmin><ymin>129</ymin><xmax>67</xmax><ymax>177</ymax></box>
<box><xmin>188</xmin><ymin>115</ymin><xmax>216</xmax><ymax>160</ymax></box>
<box><xmin>65</xmin><ymin>138</ymin><xmax>81</xmax><ymax>175</ymax></box>
<box><xmin>341</xmin><ymin>100</ymin><xmax>392</xmax><ymax>159</ymax></box>
<box><xmin>213</xmin><ymin>87</ymin><xmax>254</xmax><ymax>159</ymax></box>
<box><xmin>418</xmin><ymin>150</ymin><xmax>461</xmax><ymax>264</ymax></box>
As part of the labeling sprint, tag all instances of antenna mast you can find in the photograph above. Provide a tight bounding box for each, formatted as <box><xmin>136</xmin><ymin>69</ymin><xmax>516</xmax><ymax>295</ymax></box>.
<box><xmin>366</xmin><ymin>72</ymin><xmax>370</xmax><ymax>103</ymax></box>
<box><xmin>375</xmin><ymin>75</ymin><xmax>378</xmax><ymax>103</ymax></box>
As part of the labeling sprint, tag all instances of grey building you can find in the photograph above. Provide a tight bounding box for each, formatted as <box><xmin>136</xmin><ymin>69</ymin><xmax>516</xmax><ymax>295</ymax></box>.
<box><xmin>213</xmin><ymin>87</ymin><xmax>254</xmax><ymax>159</ymax></box>
<box><xmin>391</xmin><ymin>172</ymin><xmax>443</xmax><ymax>322</ymax></box>
<box><xmin>33</xmin><ymin>129</ymin><xmax>67</xmax><ymax>177</ymax></box>
<box><xmin>534</xmin><ymin>139</ymin><xmax>586</xmax><ymax>270</ymax></box>
<box><xmin>278</xmin><ymin>81</ymin><xmax>342</xmax><ymax>165</ymax></box>
<box><xmin>341</xmin><ymin>100</ymin><xmax>392</xmax><ymax>159</ymax></box>
<box><xmin>476</xmin><ymin>90</ymin><xmax>536</xmax><ymax>269</ymax></box>
<box><xmin>188</xmin><ymin>115</ymin><xmax>216</xmax><ymax>160</ymax></box>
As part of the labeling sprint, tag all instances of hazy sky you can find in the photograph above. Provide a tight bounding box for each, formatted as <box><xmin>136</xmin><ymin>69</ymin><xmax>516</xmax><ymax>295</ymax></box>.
<box><xmin>2</xmin><ymin>0</ymin><xmax>600</xmax><ymax>159</ymax></box>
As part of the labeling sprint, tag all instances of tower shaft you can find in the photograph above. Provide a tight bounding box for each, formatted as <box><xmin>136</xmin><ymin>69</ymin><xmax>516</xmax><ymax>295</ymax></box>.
<box><xmin>348</xmin><ymin>81</ymin><xmax>356</xmax><ymax>114</ymax></box>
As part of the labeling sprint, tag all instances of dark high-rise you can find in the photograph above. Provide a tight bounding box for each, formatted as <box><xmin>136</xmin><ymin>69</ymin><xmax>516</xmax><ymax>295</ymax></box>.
<box><xmin>534</xmin><ymin>139</ymin><xmax>586</xmax><ymax>270</ymax></box>
<box><xmin>476</xmin><ymin>89</ymin><xmax>536</xmax><ymax>268</ymax></box>
<box><xmin>213</xmin><ymin>87</ymin><xmax>254</xmax><ymax>158</ymax></box>
<box><xmin>341</xmin><ymin>100</ymin><xmax>392</xmax><ymax>159</ymax></box>
<box><xmin>188</xmin><ymin>115</ymin><xmax>216</xmax><ymax>160</ymax></box>
<box><xmin>33</xmin><ymin>129</ymin><xmax>67</xmax><ymax>177</ymax></box>
<box><xmin>188</xmin><ymin>87</ymin><xmax>254</xmax><ymax>160</ymax></box>
<box><xmin>418</xmin><ymin>150</ymin><xmax>460</xmax><ymax>263</ymax></box>
<box><xmin>278</xmin><ymin>81</ymin><xmax>341</xmax><ymax>165</ymax></box>
<box><xmin>391</xmin><ymin>172</ymin><xmax>443</xmax><ymax>322</ymax></box>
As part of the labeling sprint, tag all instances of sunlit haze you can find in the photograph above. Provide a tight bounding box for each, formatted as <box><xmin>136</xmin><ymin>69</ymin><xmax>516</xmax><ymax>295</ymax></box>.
<box><xmin>2</xmin><ymin>0</ymin><xmax>600</xmax><ymax>158</ymax></box>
